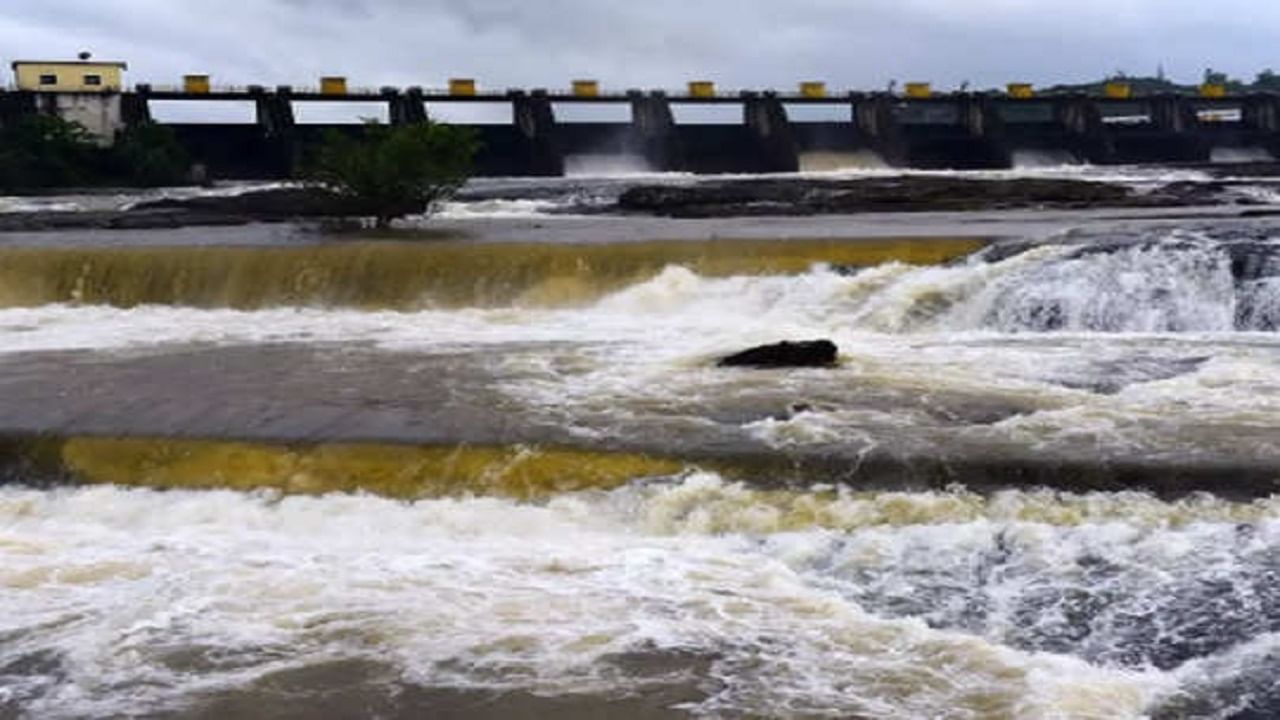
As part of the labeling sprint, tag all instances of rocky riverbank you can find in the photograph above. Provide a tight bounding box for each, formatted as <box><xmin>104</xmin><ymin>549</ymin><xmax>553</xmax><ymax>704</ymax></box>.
<box><xmin>2</xmin><ymin>172</ymin><xmax>1279</xmax><ymax>231</ymax></box>
<box><xmin>614</xmin><ymin>175</ymin><xmax>1260</xmax><ymax>218</ymax></box>
<box><xmin>0</xmin><ymin>188</ymin><xmax>387</xmax><ymax>232</ymax></box>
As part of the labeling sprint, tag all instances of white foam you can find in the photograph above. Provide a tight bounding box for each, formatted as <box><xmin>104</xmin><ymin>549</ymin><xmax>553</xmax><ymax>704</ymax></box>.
<box><xmin>0</xmin><ymin>198</ymin><xmax>84</xmax><ymax>214</ymax></box>
<box><xmin>563</xmin><ymin>153</ymin><xmax>654</xmax><ymax>178</ymax></box>
<box><xmin>586</xmin><ymin>162</ymin><xmax>1213</xmax><ymax>187</ymax></box>
<box><xmin>1</xmin><ymin>478</ymin><xmax>1226</xmax><ymax>718</ymax></box>
<box><xmin>1211</xmin><ymin>146</ymin><xmax>1276</xmax><ymax>163</ymax></box>
<box><xmin>1011</xmin><ymin>149</ymin><xmax>1081</xmax><ymax>168</ymax></box>
<box><xmin>968</xmin><ymin>237</ymin><xmax>1239</xmax><ymax>334</ymax></box>
<box><xmin>430</xmin><ymin>198</ymin><xmax>571</xmax><ymax>219</ymax></box>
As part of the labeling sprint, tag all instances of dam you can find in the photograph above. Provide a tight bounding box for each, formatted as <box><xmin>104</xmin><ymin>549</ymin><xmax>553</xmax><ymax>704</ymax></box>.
<box><xmin>4</xmin><ymin>77</ymin><xmax>1280</xmax><ymax>177</ymax></box>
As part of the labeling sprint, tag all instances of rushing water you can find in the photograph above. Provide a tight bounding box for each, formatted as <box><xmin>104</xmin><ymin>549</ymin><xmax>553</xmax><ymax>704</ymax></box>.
<box><xmin>2</xmin><ymin>479</ymin><xmax>1278</xmax><ymax>718</ymax></box>
<box><xmin>3</xmin><ymin>175</ymin><xmax>1280</xmax><ymax>718</ymax></box>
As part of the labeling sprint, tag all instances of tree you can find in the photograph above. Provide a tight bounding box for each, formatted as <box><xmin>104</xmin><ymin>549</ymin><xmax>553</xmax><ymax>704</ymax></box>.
<box><xmin>0</xmin><ymin>115</ymin><xmax>189</xmax><ymax>190</ymax></box>
<box><xmin>1255</xmin><ymin>69</ymin><xmax>1280</xmax><ymax>91</ymax></box>
<box><xmin>1204</xmin><ymin>68</ymin><xmax>1229</xmax><ymax>86</ymax></box>
<box><xmin>0</xmin><ymin>114</ymin><xmax>97</xmax><ymax>190</ymax></box>
<box><xmin>310</xmin><ymin>119</ymin><xmax>479</xmax><ymax>228</ymax></box>
<box><xmin>111</xmin><ymin>122</ymin><xmax>190</xmax><ymax>187</ymax></box>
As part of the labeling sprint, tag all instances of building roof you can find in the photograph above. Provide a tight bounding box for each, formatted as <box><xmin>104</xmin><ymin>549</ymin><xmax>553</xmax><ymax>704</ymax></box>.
<box><xmin>11</xmin><ymin>60</ymin><xmax>128</xmax><ymax>70</ymax></box>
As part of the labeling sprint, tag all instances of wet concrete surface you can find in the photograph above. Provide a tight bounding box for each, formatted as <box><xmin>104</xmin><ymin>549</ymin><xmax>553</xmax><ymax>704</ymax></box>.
<box><xmin>0</xmin><ymin>344</ymin><xmax>565</xmax><ymax>448</ymax></box>
<box><xmin>158</xmin><ymin>656</ymin><xmax>710</xmax><ymax>720</ymax></box>
<box><xmin>1</xmin><ymin>343</ymin><xmax>1278</xmax><ymax>498</ymax></box>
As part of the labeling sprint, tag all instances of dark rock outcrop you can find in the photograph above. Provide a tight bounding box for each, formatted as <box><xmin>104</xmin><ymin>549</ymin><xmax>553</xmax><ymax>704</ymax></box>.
<box><xmin>718</xmin><ymin>340</ymin><xmax>839</xmax><ymax>369</ymax></box>
<box><xmin>0</xmin><ymin>187</ymin><xmax>414</xmax><ymax>232</ymax></box>
<box><xmin>0</xmin><ymin>208</ymin><xmax>251</xmax><ymax>232</ymax></box>
<box><xmin>616</xmin><ymin>176</ymin><xmax>1256</xmax><ymax>218</ymax></box>
<box><xmin>131</xmin><ymin>187</ymin><xmax>421</xmax><ymax>220</ymax></box>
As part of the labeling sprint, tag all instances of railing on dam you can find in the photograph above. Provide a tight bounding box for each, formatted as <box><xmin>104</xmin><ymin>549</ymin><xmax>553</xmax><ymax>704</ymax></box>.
<box><xmin>4</xmin><ymin>80</ymin><xmax>1280</xmax><ymax>177</ymax></box>
<box><xmin>131</xmin><ymin>84</ymin><xmax>927</xmax><ymax>104</ymax></box>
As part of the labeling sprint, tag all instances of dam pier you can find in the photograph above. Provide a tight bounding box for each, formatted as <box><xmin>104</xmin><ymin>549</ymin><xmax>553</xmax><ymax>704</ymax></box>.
<box><xmin>4</xmin><ymin>68</ymin><xmax>1280</xmax><ymax>177</ymax></box>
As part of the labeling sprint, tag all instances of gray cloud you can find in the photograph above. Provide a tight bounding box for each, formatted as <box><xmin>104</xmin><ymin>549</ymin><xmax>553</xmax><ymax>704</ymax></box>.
<box><xmin>2</xmin><ymin>0</ymin><xmax>1277</xmax><ymax>94</ymax></box>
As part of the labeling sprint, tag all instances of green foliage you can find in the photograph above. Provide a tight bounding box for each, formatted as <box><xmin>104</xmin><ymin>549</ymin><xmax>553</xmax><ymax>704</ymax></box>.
<box><xmin>0</xmin><ymin>115</ymin><xmax>189</xmax><ymax>191</ymax></box>
<box><xmin>1204</xmin><ymin>68</ymin><xmax>1230</xmax><ymax>86</ymax></box>
<box><xmin>1255</xmin><ymin>69</ymin><xmax>1280</xmax><ymax>91</ymax></box>
<box><xmin>1044</xmin><ymin>69</ymin><xmax>1266</xmax><ymax>97</ymax></box>
<box><xmin>0</xmin><ymin>114</ymin><xmax>98</xmax><ymax>190</ymax></box>
<box><xmin>111</xmin><ymin>122</ymin><xmax>190</xmax><ymax>187</ymax></box>
<box><xmin>310</xmin><ymin>120</ymin><xmax>479</xmax><ymax>227</ymax></box>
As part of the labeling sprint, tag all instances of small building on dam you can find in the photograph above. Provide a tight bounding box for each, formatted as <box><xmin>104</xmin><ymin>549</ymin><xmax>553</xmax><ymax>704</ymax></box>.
<box><xmin>4</xmin><ymin>58</ymin><xmax>1280</xmax><ymax>176</ymax></box>
<box><xmin>8</xmin><ymin>55</ymin><xmax>129</xmax><ymax>145</ymax></box>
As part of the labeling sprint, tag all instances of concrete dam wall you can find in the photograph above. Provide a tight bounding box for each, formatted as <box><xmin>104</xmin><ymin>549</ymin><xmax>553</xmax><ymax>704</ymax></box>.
<box><xmin>6</xmin><ymin>86</ymin><xmax>1280</xmax><ymax>177</ymax></box>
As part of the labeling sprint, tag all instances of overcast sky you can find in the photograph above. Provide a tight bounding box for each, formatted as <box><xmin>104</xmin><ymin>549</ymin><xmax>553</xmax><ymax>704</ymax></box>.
<box><xmin>2</xmin><ymin>0</ymin><xmax>1276</xmax><ymax>93</ymax></box>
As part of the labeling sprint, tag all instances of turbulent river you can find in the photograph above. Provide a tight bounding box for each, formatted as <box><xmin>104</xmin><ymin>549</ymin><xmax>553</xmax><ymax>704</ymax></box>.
<box><xmin>2</xmin><ymin>167</ymin><xmax>1280</xmax><ymax>719</ymax></box>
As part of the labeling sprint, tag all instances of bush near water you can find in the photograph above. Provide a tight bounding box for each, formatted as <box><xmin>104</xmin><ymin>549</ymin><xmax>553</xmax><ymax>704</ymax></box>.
<box><xmin>0</xmin><ymin>114</ymin><xmax>480</xmax><ymax>228</ymax></box>
<box><xmin>308</xmin><ymin>120</ymin><xmax>480</xmax><ymax>227</ymax></box>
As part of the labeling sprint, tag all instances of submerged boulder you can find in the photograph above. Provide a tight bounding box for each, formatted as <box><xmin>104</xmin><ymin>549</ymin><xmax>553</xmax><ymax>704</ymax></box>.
<box><xmin>717</xmin><ymin>340</ymin><xmax>839</xmax><ymax>369</ymax></box>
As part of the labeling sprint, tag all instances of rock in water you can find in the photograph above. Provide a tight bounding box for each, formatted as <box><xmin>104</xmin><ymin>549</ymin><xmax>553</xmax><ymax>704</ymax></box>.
<box><xmin>132</xmin><ymin>187</ymin><xmax>416</xmax><ymax>220</ymax></box>
<box><xmin>718</xmin><ymin>341</ymin><xmax>839</xmax><ymax>369</ymax></box>
<box><xmin>616</xmin><ymin>176</ymin><xmax>1145</xmax><ymax>218</ymax></box>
